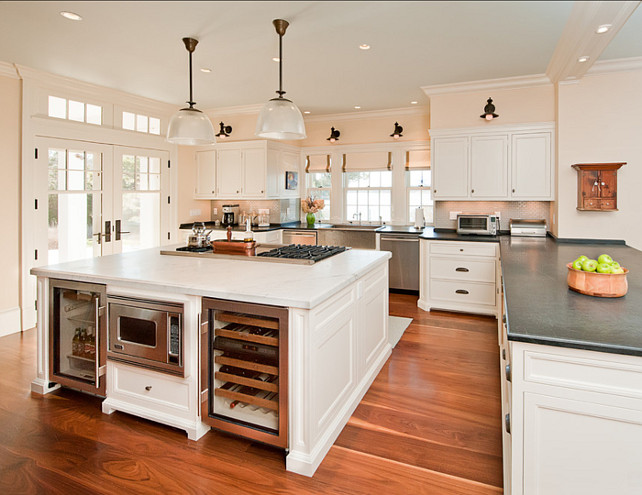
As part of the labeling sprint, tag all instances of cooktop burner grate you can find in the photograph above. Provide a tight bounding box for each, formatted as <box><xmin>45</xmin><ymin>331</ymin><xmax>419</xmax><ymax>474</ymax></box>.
<box><xmin>257</xmin><ymin>244</ymin><xmax>347</xmax><ymax>262</ymax></box>
<box><xmin>177</xmin><ymin>245</ymin><xmax>213</xmax><ymax>253</ymax></box>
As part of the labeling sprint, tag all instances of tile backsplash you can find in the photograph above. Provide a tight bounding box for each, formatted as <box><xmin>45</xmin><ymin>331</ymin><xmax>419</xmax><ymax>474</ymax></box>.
<box><xmin>434</xmin><ymin>201</ymin><xmax>551</xmax><ymax>230</ymax></box>
<box><xmin>210</xmin><ymin>199</ymin><xmax>300</xmax><ymax>224</ymax></box>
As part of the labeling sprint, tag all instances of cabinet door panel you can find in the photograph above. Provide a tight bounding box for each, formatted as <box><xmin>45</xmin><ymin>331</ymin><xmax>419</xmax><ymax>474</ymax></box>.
<box><xmin>242</xmin><ymin>148</ymin><xmax>266</xmax><ymax>198</ymax></box>
<box><xmin>470</xmin><ymin>135</ymin><xmax>508</xmax><ymax>198</ymax></box>
<box><xmin>599</xmin><ymin>170</ymin><xmax>617</xmax><ymax>199</ymax></box>
<box><xmin>216</xmin><ymin>149</ymin><xmax>242</xmax><ymax>198</ymax></box>
<box><xmin>511</xmin><ymin>132</ymin><xmax>551</xmax><ymax>199</ymax></box>
<box><xmin>195</xmin><ymin>150</ymin><xmax>217</xmax><ymax>197</ymax></box>
<box><xmin>432</xmin><ymin>137</ymin><xmax>468</xmax><ymax>199</ymax></box>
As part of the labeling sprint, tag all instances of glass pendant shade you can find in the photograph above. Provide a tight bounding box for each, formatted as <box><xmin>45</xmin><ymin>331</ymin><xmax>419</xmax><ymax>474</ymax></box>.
<box><xmin>167</xmin><ymin>107</ymin><xmax>215</xmax><ymax>145</ymax></box>
<box><xmin>255</xmin><ymin>97</ymin><xmax>306</xmax><ymax>140</ymax></box>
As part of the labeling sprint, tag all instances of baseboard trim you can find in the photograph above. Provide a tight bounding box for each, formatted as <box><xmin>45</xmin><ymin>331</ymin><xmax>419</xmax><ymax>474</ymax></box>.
<box><xmin>0</xmin><ymin>307</ymin><xmax>22</xmax><ymax>337</ymax></box>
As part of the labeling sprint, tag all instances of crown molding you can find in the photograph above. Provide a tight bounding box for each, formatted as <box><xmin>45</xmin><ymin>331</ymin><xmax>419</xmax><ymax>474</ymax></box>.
<box><xmin>303</xmin><ymin>106</ymin><xmax>427</xmax><ymax>124</ymax></box>
<box><xmin>421</xmin><ymin>74</ymin><xmax>551</xmax><ymax>98</ymax></box>
<box><xmin>586</xmin><ymin>56</ymin><xmax>642</xmax><ymax>76</ymax></box>
<box><xmin>204</xmin><ymin>103</ymin><xmax>264</xmax><ymax>116</ymax></box>
<box><xmin>301</xmin><ymin>139</ymin><xmax>429</xmax><ymax>155</ymax></box>
<box><xmin>0</xmin><ymin>61</ymin><xmax>19</xmax><ymax>79</ymax></box>
<box><xmin>429</xmin><ymin>121</ymin><xmax>555</xmax><ymax>138</ymax></box>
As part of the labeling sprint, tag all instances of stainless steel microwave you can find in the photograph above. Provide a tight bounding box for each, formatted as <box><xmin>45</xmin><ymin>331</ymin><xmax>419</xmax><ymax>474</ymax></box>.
<box><xmin>107</xmin><ymin>295</ymin><xmax>184</xmax><ymax>376</ymax></box>
<box><xmin>456</xmin><ymin>214</ymin><xmax>499</xmax><ymax>235</ymax></box>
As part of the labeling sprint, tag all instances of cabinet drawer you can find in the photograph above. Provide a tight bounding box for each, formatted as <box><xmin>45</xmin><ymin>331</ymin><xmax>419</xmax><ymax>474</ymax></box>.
<box><xmin>430</xmin><ymin>257</ymin><xmax>495</xmax><ymax>282</ymax></box>
<box><xmin>583</xmin><ymin>198</ymin><xmax>601</xmax><ymax>209</ymax></box>
<box><xmin>430</xmin><ymin>241</ymin><xmax>497</xmax><ymax>257</ymax></box>
<box><xmin>429</xmin><ymin>279</ymin><xmax>496</xmax><ymax>306</ymax></box>
<box><xmin>113</xmin><ymin>364</ymin><xmax>190</xmax><ymax>411</ymax></box>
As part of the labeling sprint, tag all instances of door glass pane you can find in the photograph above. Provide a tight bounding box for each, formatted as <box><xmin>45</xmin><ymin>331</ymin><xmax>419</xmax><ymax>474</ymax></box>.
<box><xmin>121</xmin><ymin>192</ymin><xmax>160</xmax><ymax>252</ymax></box>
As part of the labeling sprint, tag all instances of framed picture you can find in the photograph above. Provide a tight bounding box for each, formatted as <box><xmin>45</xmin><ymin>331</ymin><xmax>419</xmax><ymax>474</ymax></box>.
<box><xmin>285</xmin><ymin>171</ymin><xmax>298</xmax><ymax>190</ymax></box>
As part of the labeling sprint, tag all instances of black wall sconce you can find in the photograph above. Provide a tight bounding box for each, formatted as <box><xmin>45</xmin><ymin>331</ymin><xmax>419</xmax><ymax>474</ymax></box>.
<box><xmin>390</xmin><ymin>122</ymin><xmax>403</xmax><ymax>139</ymax></box>
<box><xmin>215</xmin><ymin>122</ymin><xmax>233</xmax><ymax>138</ymax></box>
<box><xmin>480</xmin><ymin>98</ymin><xmax>499</xmax><ymax>121</ymax></box>
<box><xmin>327</xmin><ymin>127</ymin><xmax>340</xmax><ymax>143</ymax></box>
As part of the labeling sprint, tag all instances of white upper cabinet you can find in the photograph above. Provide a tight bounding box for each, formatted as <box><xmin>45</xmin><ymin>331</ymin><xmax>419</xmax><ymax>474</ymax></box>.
<box><xmin>431</xmin><ymin>123</ymin><xmax>554</xmax><ymax>201</ymax></box>
<box><xmin>432</xmin><ymin>137</ymin><xmax>469</xmax><ymax>199</ymax></box>
<box><xmin>193</xmin><ymin>141</ymin><xmax>300</xmax><ymax>200</ymax></box>
<box><xmin>470</xmin><ymin>135</ymin><xmax>508</xmax><ymax>198</ymax></box>
<box><xmin>511</xmin><ymin>132</ymin><xmax>551</xmax><ymax>199</ymax></box>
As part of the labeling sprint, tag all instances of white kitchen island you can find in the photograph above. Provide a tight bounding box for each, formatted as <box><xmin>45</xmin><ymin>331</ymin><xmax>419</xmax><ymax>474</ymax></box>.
<box><xmin>30</xmin><ymin>246</ymin><xmax>391</xmax><ymax>477</ymax></box>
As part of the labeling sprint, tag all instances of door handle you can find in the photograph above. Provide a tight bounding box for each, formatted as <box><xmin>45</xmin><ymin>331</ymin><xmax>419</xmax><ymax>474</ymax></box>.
<box><xmin>115</xmin><ymin>220</ymin><xmax>131</xmax><ymax>241</ymax></box>
<box><xmin>93</xmin><ymin>232</ymin><xmax>102</xmax><ymax>245</ymax></box>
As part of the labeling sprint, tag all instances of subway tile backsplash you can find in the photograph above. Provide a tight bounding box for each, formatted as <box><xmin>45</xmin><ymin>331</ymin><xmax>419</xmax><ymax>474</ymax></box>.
<box><xmin>210</xmin><ymin>199</ymin><xmax>300</xmax><ymax>224</ymax></box>
<box><xmin>434</xmin><ymin>201</ymin><xmax>551</xmax><ymax>230</ymax></box>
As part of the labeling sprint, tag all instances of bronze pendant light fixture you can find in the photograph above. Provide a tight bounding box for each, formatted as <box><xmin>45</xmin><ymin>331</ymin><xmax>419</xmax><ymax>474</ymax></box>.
<box><xmin>167</xmin><ymin>37</ymin><xmax>216</xmax><ymax>145</ymax></box>
<box><xmin>255</xmin><ymin>19</ymin><xmax>306</xmax><ymax>140</ymax></box>
<box><xmin>480</xmin><ymin>97</ymin><xmax>499</xmax><ymax>121</ymax></box>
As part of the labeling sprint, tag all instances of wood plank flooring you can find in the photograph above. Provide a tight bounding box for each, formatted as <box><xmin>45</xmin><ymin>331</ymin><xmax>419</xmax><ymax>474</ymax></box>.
<box><xmin>0</xmin><ymin>294</ymin><xmax>502</xmax><ymax>494</ymax></box>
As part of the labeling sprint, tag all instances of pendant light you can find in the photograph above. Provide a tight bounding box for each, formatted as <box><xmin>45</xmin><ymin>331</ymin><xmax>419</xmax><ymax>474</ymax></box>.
<box><xmin>167</xmin><ymin>37</ymin><xmax>215</xmax><ymax>145</ymax></box>
<box><xmin>255</xmin><ymin>19</ymin><xmax>306</xmax><ymax>140</ymax></box>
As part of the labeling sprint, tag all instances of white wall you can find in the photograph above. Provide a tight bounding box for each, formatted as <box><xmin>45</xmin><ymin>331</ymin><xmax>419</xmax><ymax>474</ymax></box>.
<box><xmin>556</xmin><ymin>68</ymin><xmax>642</xmax><ymax>250</ymax></box>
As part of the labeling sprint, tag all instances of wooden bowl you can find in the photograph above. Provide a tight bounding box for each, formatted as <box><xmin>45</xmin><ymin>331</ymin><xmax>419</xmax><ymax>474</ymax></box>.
<box><xmin>566</xmin><ymin>263</ymin><xmax>628</xmax><ymax>298</ymax></box>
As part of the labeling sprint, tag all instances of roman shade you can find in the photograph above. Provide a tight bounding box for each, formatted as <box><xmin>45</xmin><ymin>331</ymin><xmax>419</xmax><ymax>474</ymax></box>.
<box><xmin>305</xmin><ymin>154</ymin><xmax>331</xmax><ymax>173</ymax></box>
<box><xmin>405</xmin><ymin>150</ymin><xmax>430</xmax><ymax>170</ymax></box>
<box><xmin>342</xmin><ymin>151</ymin><xmax>392</xmax><ymax>172</ymax></box>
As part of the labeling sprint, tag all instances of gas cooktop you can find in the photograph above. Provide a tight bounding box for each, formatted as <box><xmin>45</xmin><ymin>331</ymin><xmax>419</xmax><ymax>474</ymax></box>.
<box><xmin>257</xmin><ymin>245</ymin><xmax>347</xmax><ymax>262</ymax></box>
<box><xmin>161</xmin><ymin>244</ymin><xmax>349</xmax><ymax>264</ymax></box>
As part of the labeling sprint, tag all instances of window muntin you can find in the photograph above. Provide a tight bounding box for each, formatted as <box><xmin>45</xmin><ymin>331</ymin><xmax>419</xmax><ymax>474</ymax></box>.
<box><xmin>306</xmin><ymin>172</ymin><xmax>331</xmax><ymax>221</ymax></box>
<box><xmin>48</xmin><ymin>96</ymin><xmax>103</xmax><ymax>125</ymax></box>
<box><xmin>407</xmin><ymin>169</ymin><xmax>433</xmax><ymax>224</ymax></box>
<box><xmin>344</xmin><ymin>171</ymin><xmax>392</xmax><ymax>223</ymax></box>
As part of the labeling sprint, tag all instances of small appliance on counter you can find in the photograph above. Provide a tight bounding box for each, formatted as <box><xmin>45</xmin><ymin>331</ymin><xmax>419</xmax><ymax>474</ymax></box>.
<box><xmin>221</xmin><ymin>204</ymin><xmax>239</xmax><ymax>226</ymax></box>
<box><xmin>509</xmin><ymin>219</ymin><xmax>547</xmax><ymax>237</ymax></box>
<box><xmin>456</xmin><ymin>214</ymin><xmax>499</xmax><ymax>235</ymax></box>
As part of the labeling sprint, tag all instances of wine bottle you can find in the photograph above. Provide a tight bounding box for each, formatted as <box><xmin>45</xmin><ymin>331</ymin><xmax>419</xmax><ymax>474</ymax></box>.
<box><xmin>72</xmin><ymin>328</ymin><xmax>81</xmax><ymax>356</ymax></box>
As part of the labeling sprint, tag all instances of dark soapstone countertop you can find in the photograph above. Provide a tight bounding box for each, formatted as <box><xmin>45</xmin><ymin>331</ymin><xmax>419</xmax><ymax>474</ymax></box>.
<box><xmin>499</xmin><ymin>236</ymin><xmax>642</xmax><ymax>356</ymax></box>
<box><xmin>419</xmin><ymin>227</ymin><xmax>505</xmax><ymax>242</ymax></box>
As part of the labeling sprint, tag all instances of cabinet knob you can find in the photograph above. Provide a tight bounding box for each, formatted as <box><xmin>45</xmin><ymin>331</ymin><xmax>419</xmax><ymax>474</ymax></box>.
<box><xmin>471</xmin><ymin>189</ymin><xmax>475</xmax><ymax>193</ymax></box>
<box><xmin>512</xmin><ymin>188</ymin><xmax>515</xmax><ymax>193</ymax></box>
<box><xmin>459</xmin><ymin>248</ymin><xmax>464</xmax><ymax>252</ymax></box>
<box><xmin>236</xmin><ymin>190</ymin><xmax>239</xmax><ymax>194</ymax></box>
<box><xmin>212</xmin><ymin>190</ymin><xmax>215</xmax><ymax>194</ymax></box>
<box><xmin>145</xmin><ymin>385</ymin><xmax>152</xmax><ymax>391</ymax></box>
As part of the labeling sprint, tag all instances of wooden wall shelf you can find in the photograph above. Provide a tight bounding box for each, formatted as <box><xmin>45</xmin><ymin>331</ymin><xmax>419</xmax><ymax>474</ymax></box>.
<box><xmin>571</xmin><ymin>162</ymin><xmax>626</xmax><ymax>211</ymax></box>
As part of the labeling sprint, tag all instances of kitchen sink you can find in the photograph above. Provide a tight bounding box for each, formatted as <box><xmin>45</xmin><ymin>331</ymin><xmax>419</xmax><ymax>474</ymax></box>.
<box><xmin>328</xmin><ymin>224</ymin><xmax>383</xmax><ymax>231</ymax></box>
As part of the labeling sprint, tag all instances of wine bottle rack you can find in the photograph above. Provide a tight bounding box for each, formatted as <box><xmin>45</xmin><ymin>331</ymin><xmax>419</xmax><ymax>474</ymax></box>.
<box><xmin>201</xmin><ymin>299</ymin><xmax>288</xmax><ymax>448</ymax></box>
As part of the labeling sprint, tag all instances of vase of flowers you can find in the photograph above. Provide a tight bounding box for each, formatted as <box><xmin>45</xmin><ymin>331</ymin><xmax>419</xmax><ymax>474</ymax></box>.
<box><xmin>301</xmin><ymin>197</ymin><xmax>325</xmax><ymax>226</ymax></box>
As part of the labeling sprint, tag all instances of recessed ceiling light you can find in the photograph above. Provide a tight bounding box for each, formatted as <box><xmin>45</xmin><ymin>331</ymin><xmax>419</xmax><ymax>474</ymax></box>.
<box><xmin>578</xmin><ymin>56</ymin><xmax>590</xmax><ymax>63</ymax></box>
<box><xmin>303</xmin><ymin>111</ymin><xmax>311</xmax><ymax>114</ymax></box>
<box><xmin>411</xmin><ymin>101</ymin><xmax>418</xmax><ymax>105</ymax></box>
<box><xmin>200</xmin><ymin>68</ymin><xmax>212</xmax><ymax>73</ymax></box>
<box><xmin>354</xmin><ymin>105</ymin><xmax>361</xmax><ymax>109</ymax></box>
<box><xmin>60</xmin><ymin>11</ymin><xmax>82</xmax><ymax>21</ymax></box>
<box><xmin>596</xmin><ymin>24</ymin><xmax>611</xmax><ymax>34</ymax></box>
<box><xmin>272</xmin><ymin>57</ymin><xmax>280</xmax><ymax>62</ymax></box>
<box><xmin>359</xmin><ymin>44</ymin><xmax>370</xmax><ymax>50</ymax></box>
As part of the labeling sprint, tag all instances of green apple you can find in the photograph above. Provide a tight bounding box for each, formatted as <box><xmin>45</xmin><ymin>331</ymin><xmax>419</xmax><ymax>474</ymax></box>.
<box><xmin>582</xmin><ymin>259</ymin><xmax>598</xmax><ymax>272</ymax></box>
<box><xmin>597</xmin><ymin>254</ymin><xmax>613</xmax><ymax>265</ymax></box>
<box><xmin>611</xmin><ymin>261</ymin><xmax>621</xmax><ymax>269</ymax></box>
<box><xmin>577</xmin><ymin>255</ymin><xmax>589</xmax><ymax>263</ymax></box>
<box><xmin>611</xmin><ymin>267</ymin><xmax>625</xmax><ymax>274</ymax></box>
<box><xmin>572</xmin><ymin>259</ymin><xmax>583</xmax><ymax>270</ymax></box>
<box><xmin>596</xmin><ymin>263</ymin><xmax>612</xmax><ymax>274</ymax></box>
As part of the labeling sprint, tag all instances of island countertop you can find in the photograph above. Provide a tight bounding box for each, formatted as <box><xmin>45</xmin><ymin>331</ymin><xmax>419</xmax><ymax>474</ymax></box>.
<box><xmin>500</xmin><ymin>236</ymin><xmax>642</xmax><ymax>356</ymax></box>
<box><xmin>31</xmin><ymin>247</ymin><xmax>391</xmax><ymax>309</ymax></box>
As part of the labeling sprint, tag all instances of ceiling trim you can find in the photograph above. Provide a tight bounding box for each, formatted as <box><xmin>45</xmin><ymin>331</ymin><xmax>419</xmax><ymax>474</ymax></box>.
<box><xmin>429</xmin><ymin>121</ymin><xmax>555</xmax><ymax>138</ymax></box>
<box><xmin>420</xmin><ymin>74</ymin><xmax>551</xmax><ymax>98</ymax></box>
<box><xmin>301</xmin><ymin>139</ymin><xmax>430</xmax><ymax>154</ymax></box>
<box><xmin>0</xmin><ymin>61</ymin><xmax>19</xmax><ymax>79</ymax></box>
<box><xmin>587</xmin><ymin>56</ymin><xmax>642</xmax><ymax>75</ymax></box>
<box><xmin>205</xmin><ymin>103</ymin><xmax>265</xmax><ymax>116</ymax></box>
<box><xmin>545</xmin><ymin>1</ymin><xmax>640</xmax><ymax>83</ymax></box>
<box><xmin>303</xmin><ymin>106</ymin><xmax>427</xmax><ymax>124</ymax></box>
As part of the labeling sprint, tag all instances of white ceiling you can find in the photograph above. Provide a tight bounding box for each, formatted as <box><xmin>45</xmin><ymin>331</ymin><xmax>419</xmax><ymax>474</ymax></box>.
<box><xmin>0</xmin><ymin>1</ymin><xmax>640</xmax><ymax>115</ymax></box>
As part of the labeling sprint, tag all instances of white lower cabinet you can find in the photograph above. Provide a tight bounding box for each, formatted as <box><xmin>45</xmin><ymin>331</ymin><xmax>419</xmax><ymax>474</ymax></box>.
<box><xmin>419</xmin><ymin>240</ymin><xmax>499</xmax><ymax>316</ymax></box>
<box><xmin>506</xmin><ymin>341</ymin><xmax>642</xmax><ymax>495</ymax></box>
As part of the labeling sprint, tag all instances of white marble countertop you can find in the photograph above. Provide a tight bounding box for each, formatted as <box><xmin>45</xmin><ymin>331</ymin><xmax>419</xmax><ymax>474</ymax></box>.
<box><xmin>31</xmin><ymin>247</ymin><xmax>391</xmax><ymax>309</ymax></box>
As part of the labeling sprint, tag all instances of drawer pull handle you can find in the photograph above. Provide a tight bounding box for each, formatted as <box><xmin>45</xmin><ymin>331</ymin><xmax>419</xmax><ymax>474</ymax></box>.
<box><xmin>455</xmin><ymin>267</ymin><xmax>469</xmax><ymax>272</ymax></box>
<box><xmin>145</xmin><ymin>386</ymin><xmax>152</xmax><ymax>391</ymax></box>
<box><xmin>459</xmin><ymin>248</ymin><xmax>464</xmax><ymax>252</ymax></box>
<box><xmin>505</xmin><ymin>364</ymin><xmax>512</xmax><ymax>382</ymax></box>
<box><xmin>505</xmin><ymin>413</ymin><xmax>511</xmax><ymax>434</ymax></box>
<box><xmin>455</xmin><ymin>289</ymin><xmax>469</xmax><ymax>295</ymax></box>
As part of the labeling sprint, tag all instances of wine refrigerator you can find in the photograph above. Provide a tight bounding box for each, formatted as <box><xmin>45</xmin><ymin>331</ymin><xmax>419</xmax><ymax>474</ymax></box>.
<box><xmin>200</xmin><ymin>298</ymin><xmax>288</xmax><ymax>448</ymax></box>
<box><xmin>49</xmin><ymin>279</ymin><xmax>107</xmax><ymax>396</ymax></box>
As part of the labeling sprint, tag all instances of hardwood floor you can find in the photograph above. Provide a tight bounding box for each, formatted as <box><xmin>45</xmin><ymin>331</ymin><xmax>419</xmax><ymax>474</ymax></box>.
<box><xmin>0</xmin><ymin>294</ymin><xmax>502</xmax><ymax>494</ymax></box>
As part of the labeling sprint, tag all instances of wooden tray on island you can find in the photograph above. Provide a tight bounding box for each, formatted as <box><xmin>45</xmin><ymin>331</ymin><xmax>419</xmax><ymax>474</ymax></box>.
<box><xmin>211</xmin><ymin>239</ymin><xmax>256</xmax><ymax>256</ymax></box>
<box><xmin>566</xmin><ymin>263</ymin><xmax>628</xmax><ymax>298</ymax></box>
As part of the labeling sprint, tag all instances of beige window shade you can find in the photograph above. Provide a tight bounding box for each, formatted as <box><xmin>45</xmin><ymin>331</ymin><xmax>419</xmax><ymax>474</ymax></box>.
<box><xmin>405</xmin><ymin>150</ymin><xmax>431</xmax><ymax>170</ymax></box>
<box><xmin>305</xmin><ymin>155</ymin><xmax>331</xmax><ymax>173</ymax></box>
<box><xmin>342</xmin><ymin>151</ymin><xmax>392</xmax><ymax>172</ymax></box>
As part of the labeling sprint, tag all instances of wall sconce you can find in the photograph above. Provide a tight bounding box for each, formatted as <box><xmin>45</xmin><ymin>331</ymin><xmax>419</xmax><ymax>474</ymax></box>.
<box><xmin>390</xmin><ymin>122</ymin><xmax>403</xmax><ymax>139</ymax></box>
<box><xmin>215</xmin><ymin>122</ymin><xmax>232</xmax><ymax>138</ymax></box>
<box><xmin>327</xmin><ymin>127</ymin><xmax>340</xmax><ymax>143</ymax></box>
<box><xmin>480</xmin><ymin>97</ymin><xmax>499</xmax><ymax>121</ymax></box>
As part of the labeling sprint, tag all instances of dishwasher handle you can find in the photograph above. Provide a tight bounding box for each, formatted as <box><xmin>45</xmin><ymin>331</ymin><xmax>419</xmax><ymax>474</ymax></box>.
<box><xmin>380</xmin><ymin>236</ymin><xmax>419</xmax><ymax>242</ymax></box>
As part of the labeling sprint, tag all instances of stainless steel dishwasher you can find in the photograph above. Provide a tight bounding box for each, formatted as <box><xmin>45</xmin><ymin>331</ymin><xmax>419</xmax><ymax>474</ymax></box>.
<box><xmin>282</xmin><ymin>230</ymin><xmax>318</xmax><ymax>245</ymax></box>
<box><xmin>379</xmin><ymin>233</ymin><xmax>420</xmax><ymax>291</ymax></box>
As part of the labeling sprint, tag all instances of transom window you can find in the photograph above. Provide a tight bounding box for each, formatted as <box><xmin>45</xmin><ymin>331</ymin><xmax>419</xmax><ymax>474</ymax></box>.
<box><xmin>345</xmin><ymin>171</ymin><xmax>392</xmax><ymax>223</ymax></box>
<box><xmin>306</xmin><ymin>172</ymin><xmax>331</xmax><ymax>221</ymax></box>
<box><xmin>48</xmin><ymin>96</ymin><xmax>102</xmax><ymax>125</ymax></box>
<box><xmin>122</xmin><ymin>111</ymin><xmax>161</xmax><ymax>135</ymax></box>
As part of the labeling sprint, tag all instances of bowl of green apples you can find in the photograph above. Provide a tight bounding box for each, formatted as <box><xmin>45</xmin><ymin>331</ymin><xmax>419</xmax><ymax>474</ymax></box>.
<box><xmin>567</xmin><ymin>254</ymin><xmax>628</xmax><ymax>297</ymax></box>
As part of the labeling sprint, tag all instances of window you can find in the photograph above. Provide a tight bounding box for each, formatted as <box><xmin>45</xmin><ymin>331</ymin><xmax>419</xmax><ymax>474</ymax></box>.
<box><xmin>345</xmin><ymin>171</ymin><xmax>392</xmax><ymax>223</ymax></box>
<box><xmin>408</xmin><ymin>169</ymin><xmax>433</xmax><ymax>224</ymax></box>
<box><xmin>122</xmin><ymin>111</ymin><xmax>161</xmax><ymax>135</ymax></box>
<box><xmin>48</xmin><ymin>96</ymin><xmax>103</xmax><ymax>125</ymax></box>
<box><xmin>306</xmin><ymin>172</ymin><xmax>331</xmax><ymax>221</ymax></box>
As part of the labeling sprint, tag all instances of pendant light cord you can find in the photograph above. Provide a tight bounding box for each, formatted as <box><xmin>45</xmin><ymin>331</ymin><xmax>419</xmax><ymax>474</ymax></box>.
<box><xmin>278</xmin><ymin>33</ymin><xmax>284</xmax><ymax>98</ymax></box>
<box><xmin>188</xmin><ymin>48</ymin><xmax>195</xmax><ymax>108</ymax></box>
